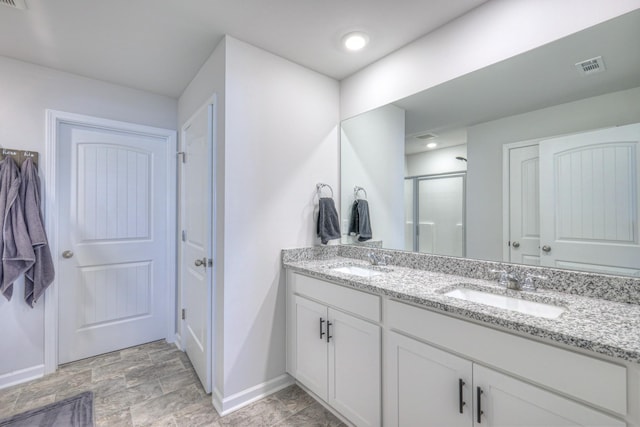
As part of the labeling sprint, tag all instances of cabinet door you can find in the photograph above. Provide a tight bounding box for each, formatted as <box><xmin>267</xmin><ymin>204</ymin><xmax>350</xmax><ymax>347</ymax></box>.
<box><xmin>328</xmin><ymin>308</ymin><xmax>381</xmax><ymax>427</ymax></box>
<box><xmin>294</xmin><ymin>295</ymin><xmax>328</xmax><ymax>401</ymax></box>
<box><xmin>385</xmin><ymin>331</ymin><xmax>473</xmax><ymax>427</ymax></box>
<box><xmin>473</xmin><ymin>364</ymin><xmax>625</xmax><ymax>427</ymax></box>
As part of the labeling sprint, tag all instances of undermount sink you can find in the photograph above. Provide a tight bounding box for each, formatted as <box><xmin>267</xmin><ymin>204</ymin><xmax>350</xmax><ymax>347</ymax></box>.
<box><xmin>331</xmin><ymin>265</ymin><xmax>384</xmax><ymax>278</ymax></box>
<box><xmin>444</xmin><ymin>287</ymin><xmax>566</xmax><ymax>319</ymax></box>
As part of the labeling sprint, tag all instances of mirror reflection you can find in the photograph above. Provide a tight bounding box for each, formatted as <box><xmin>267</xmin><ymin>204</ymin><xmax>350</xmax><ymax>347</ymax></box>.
<box><xmin>340</xmin><ymin>10</ymin><xmax>640</xmax><ymax>276</ymax></box>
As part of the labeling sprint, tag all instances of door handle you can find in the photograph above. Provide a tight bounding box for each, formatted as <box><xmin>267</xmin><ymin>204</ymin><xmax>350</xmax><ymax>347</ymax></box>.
<box><xmin>194</xmin><ymin>257</ymin><xmax>207</xmax><ymax>267</ymax></box>
<box><xmin>458</xmin><ymin>379</ymin><xmax>466</xmax><ymax>413</ymax></box>
<box><xmin>62</xmin><ymin>250</ymin><xmax>74</xmax><ymax>259</ymax></box>
<box><xmin>511</xmin><ymin>241</ymin><xmax>520</xmax><ymax>248</ymax></box>
<box><xmin>319</xmin><ymin>318</ymin><xmax>325</xmax><ymax>339</ymax></box>
<box><xmin>542</xmin><ymin>245</ymin><xmax>551</xmax><ymax>253</ymax></box>
<box><xmin>326</xmin><ymin>321</ymin><xmax>332</xmax><ymax>343</ymax></box>
<box><xmin>477</xmin><ymin>386</ymin><xmax>484</xmax><ymax>423</ymax></box>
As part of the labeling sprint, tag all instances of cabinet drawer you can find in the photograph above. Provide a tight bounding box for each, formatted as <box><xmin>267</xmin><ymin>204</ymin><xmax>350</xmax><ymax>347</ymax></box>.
<box><xmin>387</xmin><ymin>300</ymin><xmax>627</xmax><ymax>415</ymax></box>
<box><xmin>291</xmin><ymin>273</ymin><xmax>381</xmax><ymax>322</ymax></box>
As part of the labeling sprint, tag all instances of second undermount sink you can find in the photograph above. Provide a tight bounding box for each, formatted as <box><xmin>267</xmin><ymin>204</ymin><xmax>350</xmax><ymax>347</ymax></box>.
<box><xmin>331</xmin><ymin>265</ymin><xmax>384</xmax><ymax>278</ymax></box>
<box><xmin>444</xmin><ymin>287</ymin><xmax>566</xmax><ymax>319</ymax></box>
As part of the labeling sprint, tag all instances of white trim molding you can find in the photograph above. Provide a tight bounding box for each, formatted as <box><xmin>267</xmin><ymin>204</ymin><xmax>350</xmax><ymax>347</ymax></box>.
<box><xmin>212</xmin><ymin>374</ymin><xmax>294</xmax><ymax>416</ymax></box>
<box><xmin>44</xmin><ymin>110</ymin><xmax>177</xmax><ymax>374</ymax></box>
<box><xmin>0</xmin><ymin>364</ymin><xmax>44</xmax><ymax>390</ymax></box>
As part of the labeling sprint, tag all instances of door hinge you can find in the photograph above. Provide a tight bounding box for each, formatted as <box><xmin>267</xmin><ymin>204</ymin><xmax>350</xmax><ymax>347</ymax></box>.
<box><xmin>181</xmin><ymin>230</ymin><xmax>187</xmax><ymax>242</ymax></box>
<box><xmin>181</xmin><ymin>309</ymin><xmax>186</xmax><ymax>320</ymax></box>
<box><xmin>177</xmin><ymin>151</ymin><xmax>186</xmax><ymax>163</ymax></box>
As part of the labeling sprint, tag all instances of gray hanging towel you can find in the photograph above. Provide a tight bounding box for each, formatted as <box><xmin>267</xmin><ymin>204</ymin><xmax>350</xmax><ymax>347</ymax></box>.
<box><xmin>317</xmin><ymin>197</ymin><xmax>341</xmax><ymax>244</ymax></box>
<box><xmin>20</xmin><ymin>158</ymin><xmax>55</xmax><ymax>307</ymax></box>
<box><xmin>0</xmin><ymin>157</ymin><xmax>35</xmax><ymax>301</ymax></box>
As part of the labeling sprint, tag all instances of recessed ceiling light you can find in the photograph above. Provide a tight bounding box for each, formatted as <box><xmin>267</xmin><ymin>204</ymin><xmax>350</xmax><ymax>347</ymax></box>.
<box><xmin>427</xmin><ymin>142</ymin><xmax>438</xmax><ymax>149</ymax></box>
<box><xmin>343</xmin><ymin>32</ymin><xmax>369</xmax><ymax>51</ymax></box>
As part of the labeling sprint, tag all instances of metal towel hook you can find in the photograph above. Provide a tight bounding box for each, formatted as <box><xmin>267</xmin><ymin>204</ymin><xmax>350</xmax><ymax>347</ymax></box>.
<box><xmin>316</xmin><ymin>183</ymin><xmax>334</xmax><ymax>198</ymax></box>
<box><xmin>354</xmin><ymin>186</ymin><xmax>367</xmax><ymax>200</ymax></box>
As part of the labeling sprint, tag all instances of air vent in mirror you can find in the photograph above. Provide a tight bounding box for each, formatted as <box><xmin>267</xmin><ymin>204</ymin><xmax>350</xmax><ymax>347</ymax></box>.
<box><xmin>575</xmin><ymin>56</ymin><xmax>606</xmax><ymax>76</ymax></box>
<box><xmin>0</xmin><ymin>0</ymin><xmax>27</xmax><ymax>9</ymax></box>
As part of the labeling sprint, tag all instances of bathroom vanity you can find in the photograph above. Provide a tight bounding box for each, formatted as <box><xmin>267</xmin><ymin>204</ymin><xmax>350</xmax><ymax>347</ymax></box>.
<box><xmin>283</xmin><ymin>246</ymin><xmax>640</xmax><ymax>427</ymax></box>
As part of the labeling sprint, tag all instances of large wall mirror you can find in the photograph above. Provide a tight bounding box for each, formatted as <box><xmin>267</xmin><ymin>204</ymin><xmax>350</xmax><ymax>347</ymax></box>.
<box><xmin>340</xmin><ymin>9</ymin><xmax>640</xmax><ymax>277</ymax></box>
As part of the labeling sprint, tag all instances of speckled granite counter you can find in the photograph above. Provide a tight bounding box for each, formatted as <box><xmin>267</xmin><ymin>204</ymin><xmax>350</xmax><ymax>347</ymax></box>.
<box><xmin>283</xmin><ymin>249</ymin><xmax>640</xmax><ymax>365</ymax></box>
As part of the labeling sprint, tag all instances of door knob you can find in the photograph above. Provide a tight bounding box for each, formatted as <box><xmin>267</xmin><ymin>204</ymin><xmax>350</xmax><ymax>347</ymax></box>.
<box><xmin>542</xmin><ymin>245</ymin><xmax>551</xmax><ymax>253</ymax></box>
<box><xmin>194</xmin><ymin>258</ymin><xmax>204</xmax><ymax>267</ymax></box>
<box><xmin>62</xmin><ymin>250</ymin><xmax>74</xmax><ymax>259</ymax></box>
<box><xmin>512</xmin><ymin>241</ymin><xmax>520</xmax><ymax>248</ymax></box>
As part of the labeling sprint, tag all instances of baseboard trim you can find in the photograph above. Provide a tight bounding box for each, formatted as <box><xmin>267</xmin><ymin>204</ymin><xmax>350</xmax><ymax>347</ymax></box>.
<box><xmin>213</xmin><ymin>374</ymin><xmax>294</xmax><ymax>416</ymax></box>
<box><xmin>0</xmin><ymin>364</ymin><xmax>45</xmax><ymax>390</ymax></box>
<box><xmin>173</xmin><ymin>333</ymin><xmax>182</xmax><ymax>350</ymax></box>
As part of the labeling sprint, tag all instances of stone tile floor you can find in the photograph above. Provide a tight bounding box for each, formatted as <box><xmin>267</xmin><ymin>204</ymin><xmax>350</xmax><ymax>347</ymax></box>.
<box><xmin>0</xmin><ymin>340</ymin><xmax>346</xmax><ymax>426</ymax></box>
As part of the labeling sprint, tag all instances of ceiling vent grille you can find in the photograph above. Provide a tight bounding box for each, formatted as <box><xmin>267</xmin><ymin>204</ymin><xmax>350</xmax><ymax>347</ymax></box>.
<box><xmin>575</xmin><ymin>56</ymin><xmax>606</xmax><ymax>76</ymax></box>
<box><xmin>415</xmin><ymin>133</ymin><xmax>438</xmax><ymax>140</ymax></box>
<box><xmin>0</xmin><ymin>0</ymin><xmax>27</xmax><ymax>9</ymax></box>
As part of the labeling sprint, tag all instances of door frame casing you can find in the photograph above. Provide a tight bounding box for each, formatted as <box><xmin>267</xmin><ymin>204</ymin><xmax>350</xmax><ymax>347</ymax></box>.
<box><xmin>44</xmin><ymin>110</ymin><xmax>177</xmax><ymax>374</ymax></box>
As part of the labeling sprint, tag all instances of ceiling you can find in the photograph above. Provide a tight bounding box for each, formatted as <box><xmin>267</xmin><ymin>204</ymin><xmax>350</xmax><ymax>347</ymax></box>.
<box><xmin>399</xmin><ymin>8</ymin><xmax>640</xmax><ymax>154</ymax></box>
<box><xmin>0</xmin><ymin>0</ymin><xmax>487</xmax><ymax>98</ymax></box>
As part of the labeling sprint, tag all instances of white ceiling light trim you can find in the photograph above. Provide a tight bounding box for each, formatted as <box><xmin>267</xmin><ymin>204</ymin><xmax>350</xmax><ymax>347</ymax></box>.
<box><xmin>343</xmin><ymin>32</ymin><xmax>369</xmax><ymax>51</ymax></box>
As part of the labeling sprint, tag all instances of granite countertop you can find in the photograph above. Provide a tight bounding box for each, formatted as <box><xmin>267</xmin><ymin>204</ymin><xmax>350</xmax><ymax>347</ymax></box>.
<box><xmin>284</xmin><ymin>256</ymin><xmax>640</xmax><ymax>364</ymax></box>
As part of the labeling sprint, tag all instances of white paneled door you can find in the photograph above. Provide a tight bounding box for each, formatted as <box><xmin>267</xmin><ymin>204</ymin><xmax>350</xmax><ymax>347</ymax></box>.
<box><xmin>58</xmin><ymin>122</ymin><xmax>172</xmax><ymax>364</ymax></box>
<box><xmin>540</xmin><ymin>123</ymin><xmax>640</xmax><ymax>275</ymax></box>
<box><xmin>180</xmin><ymin>100</ymin><xmax>214</xmax><ymax>393</ymax></box>
<box><xmin>508</xmin><ymin>144</ymin><xmax>541</xmax><ymax>265</ymax></box>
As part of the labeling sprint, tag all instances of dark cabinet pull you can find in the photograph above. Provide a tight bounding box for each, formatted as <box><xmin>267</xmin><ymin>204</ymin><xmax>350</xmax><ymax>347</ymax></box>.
<box><xmin>477</xmin><ymin>386</ymin><xmax>484</xmax><ymax>423</ymax></box>
<box><xmin>319</xmin><ymin>318</ymin><xmax>325</xmax><ymax>339</ymax></box>
<box><xmin>458</xmin><ymin>379</ymin><xmax>465</xmax><ymax>413</ymax></box>
<box><xmin>327</xmin><ymin>321</ymin><xmax>332</xmax><ymax>342</ymax></box>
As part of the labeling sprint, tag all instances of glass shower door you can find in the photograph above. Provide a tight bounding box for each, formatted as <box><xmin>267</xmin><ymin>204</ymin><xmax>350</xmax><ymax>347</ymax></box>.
<box><xmin>416</xmin><ymin>174</ymin><xmax>465</xmax><ymax>257</ymax></box>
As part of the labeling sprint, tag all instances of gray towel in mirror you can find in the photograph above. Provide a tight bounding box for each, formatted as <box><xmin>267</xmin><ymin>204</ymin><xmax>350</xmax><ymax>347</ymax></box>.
<box><xmin>348</xmin><ymin>199</ymin><xmax>372</xmax><ymax>242</ymax></box>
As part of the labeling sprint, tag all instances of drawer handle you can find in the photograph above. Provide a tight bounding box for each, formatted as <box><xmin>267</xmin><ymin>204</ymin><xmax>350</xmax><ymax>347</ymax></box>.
<box><xmin>459</xmin><ymin>379</ymin><xmax>466</xmax><ymax>414</ymax></box>
<box><xmin>327</xmin><ymin>321</ymin><xmax>332</xmax><ymax>343</ymax></box>
<box><xmin>477</xmin><ymin>386</ymin><xmax>484</xmax><ymax>423</ymax></box>
<box><xmin>319</xmin><ymin>318</ymin><xmax>325</xmax><ymax>339</ymax></box>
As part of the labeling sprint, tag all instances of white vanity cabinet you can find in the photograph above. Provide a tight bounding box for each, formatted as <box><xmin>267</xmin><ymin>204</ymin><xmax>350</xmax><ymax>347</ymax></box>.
<box><xmin>386</xmin><ymin>331</ymin><xmax>472</xmax><ymax>427</ymax></box>
<box><xmin>286</xmin><ymin>272</ymin><xmax>381</xmax><ymax>427</ymax></box>
<box><xmin>385</xmin><ymin>300</ymin><xmax>627</xmax><ymax>427</ymax></box>
<box><xmin>386</xmin><ymin>331</ymin><xmax>625</xmax><ymax>426</ymax></box>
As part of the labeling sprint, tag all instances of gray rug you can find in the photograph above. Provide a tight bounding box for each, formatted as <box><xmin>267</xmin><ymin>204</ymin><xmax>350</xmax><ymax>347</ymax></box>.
<box><xmin>0</xmin><ymin>391</ymin><xmax>93</xmax><ymax>427</ymax></box>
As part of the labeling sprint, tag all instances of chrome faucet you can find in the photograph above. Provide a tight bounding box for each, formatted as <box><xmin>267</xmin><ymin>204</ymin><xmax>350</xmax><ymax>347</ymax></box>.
<box><xmin>521</xmin><ymin>274</ymin><xmax>548</xmax><ymax>292</ymax></box>
<box><xmin>368</xmin><ymin>252</ymin><xmax>391</xmax><ymax>266</ymax></box>
<box><xmin>489</xmin><ymin>270</ymin><xmax>547</xmax><ymax>291</ymax></box>
<box><xmin>490</xmin><ymin>269</ymin><xmax>520</xmax><ymax>290</ymax></box>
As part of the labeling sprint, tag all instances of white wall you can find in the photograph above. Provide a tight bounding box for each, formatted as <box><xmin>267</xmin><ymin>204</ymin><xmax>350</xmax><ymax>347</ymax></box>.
<box><xmin>179</xmin><ymin>36</ymin><xmax>339</xmax><ymax>411</ymax></box>
<box><xmin>340</xmin><ymin>0</ymin><xmax>640</xmax><ymax>120</ymax></box>
<box><xmin>0</xmin><ymin>55</ymin><xmax>177</xmax><ymax>383</ymax></box>
<box><xmin>341</xmin><ymin>105</ymin><xmax>405</xmax><ymax>249</ymax></box>
<box><xmin>224</xmin><ymin>36</ymin><xmax>339</xmax><ymax>399</ymax></box>
<box><xmin>467</xmin><ymin>86</ymin><xmax>640</xmax><ymax>261</ymax></box>
<box><xmin>406</xmin><ymin>145</ymin><xmax>468</xmax><ymax>177</ymax></box>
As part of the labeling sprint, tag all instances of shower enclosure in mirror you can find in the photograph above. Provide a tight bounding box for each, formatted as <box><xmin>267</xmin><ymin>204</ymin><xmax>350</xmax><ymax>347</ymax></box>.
<box><xmin>339</xmin><ymin>9</ymin><xmax>640</xmax><ymax>277</ymax></box>
<box><xmin>405</xmin><ymin>173</ymin><xmax>466</xmax><ymax>257</ymax></box>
